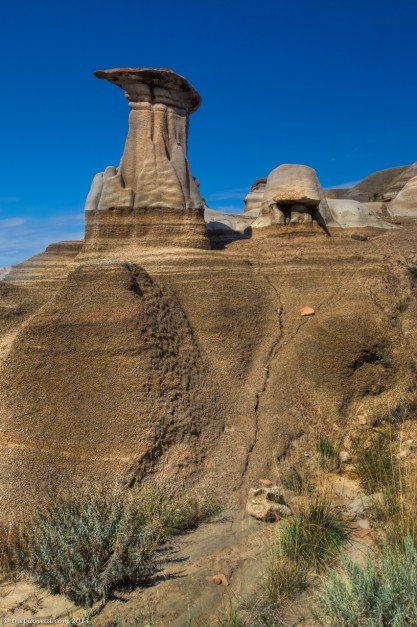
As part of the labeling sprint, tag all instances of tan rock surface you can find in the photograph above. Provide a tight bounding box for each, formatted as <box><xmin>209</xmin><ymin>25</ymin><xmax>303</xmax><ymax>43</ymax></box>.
<box><xmin>252</xmin><ymin>163</ymin><xmax>332</xmax><ymax>230</ymax></box>
<box><xmin>85</xmin><ymin>67</ymin><xmax>209</xmax><ymax>250</ymax></box>
<box><xmin>388</xmin><ymin>176</ymin><xmax>417</xmax><ymax>218</ymax></box>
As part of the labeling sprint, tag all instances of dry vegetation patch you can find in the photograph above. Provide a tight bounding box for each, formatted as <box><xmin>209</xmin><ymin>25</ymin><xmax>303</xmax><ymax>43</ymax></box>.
<box><xmin>0</xmin><ymin>483</ymin><xmax>221</xmax><ymax>608</ymax></box>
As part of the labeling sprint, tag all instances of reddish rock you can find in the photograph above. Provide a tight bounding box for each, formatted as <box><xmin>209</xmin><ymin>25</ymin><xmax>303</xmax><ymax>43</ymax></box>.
<box><xmin>300</xmin><ymin>306</ymin><xmax>315</xmax><ymax>317</ymax></box>
<box><xmin>259</xmin><ymin>478</ymin><xmax>272</xmax><ymax>486</ymax></box>
<box><xmin>206</xmin><ymin>573</ymin><xmax>229</xmax><ymax>586</ymax></box>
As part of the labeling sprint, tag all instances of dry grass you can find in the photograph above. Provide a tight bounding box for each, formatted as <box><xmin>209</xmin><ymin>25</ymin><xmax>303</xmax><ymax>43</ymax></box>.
<box><xmin>279</xmin><ymin>497</ymin><xmax>349</xmax><ymax>571</ymax></box>
<box><xmin>316</xmin><ymin>436</ymin><xmax>341</xmax><ymax>472</ymax></box>
<box><xmin>0</xmin><ymin>522</ymin><xmax>21</xmax><ymax>581</ymax></box>
<box><xmin>352</xmin><ymin>425</ymin><xmax>399</xmax><ymax>494</ymax></box>
<box><xmin>261</xmin><ymin>553</ymin><xmax>308</xmax><ymax>605</ymax></box>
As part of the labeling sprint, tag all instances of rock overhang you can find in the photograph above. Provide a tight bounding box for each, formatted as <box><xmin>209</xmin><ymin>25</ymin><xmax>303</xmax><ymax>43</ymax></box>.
<box><xmin>94</xmin><ymin>67</ymin><xmax>201</xmax><ymax>113</ymax></box>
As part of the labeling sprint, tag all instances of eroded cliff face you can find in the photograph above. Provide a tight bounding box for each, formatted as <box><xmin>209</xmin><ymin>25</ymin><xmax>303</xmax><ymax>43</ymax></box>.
<box><xmin>1</xmin><ymin>68</ymin><xmax>417</xmax><ymax>520</ymax></box>
<box><xmin>1</xmin><ymin>224</ymin><xmax>417</xmax><ymax>518</ymax></box>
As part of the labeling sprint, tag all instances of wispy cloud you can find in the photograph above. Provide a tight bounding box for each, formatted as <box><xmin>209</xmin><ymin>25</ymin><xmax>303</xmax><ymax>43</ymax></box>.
<box><xmin>205</xmin><ymin>188</ymin><xmax>248</xmax><ymax>202</ymax></box>
<box><xmin>327</xmin><ymin>180</ymin><xmax>360</xmax><ymax>190</ymax></box>
<box><xmin>0</xmin><ymin>196</ymin><xmax>21</xmax><ymax>205</ymax></box>
<box><xmin>0</xmin><ymin>212</ymin><xmax>84</xmax><ymax>266</ymax></box>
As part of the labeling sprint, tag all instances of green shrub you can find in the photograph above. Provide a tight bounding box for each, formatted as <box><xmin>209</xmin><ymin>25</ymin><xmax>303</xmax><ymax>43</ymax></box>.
<box><xmin>314</xmin><ymin>537</ymin><xmax>417</xmax><ymax>626</ymax></box>
<box><xmin>280</xmin><ymin>498</ymin><xmax>349</xmax><ymax>571</ymax></box>
<box><xmin>10</xmin><ymin>483</ymin><xmax>220</xmax><ymax>606</ymax></box>
<box><xmin>18</xmin><ymin>485</ymin><xmax>158</xmax><ymax>606</ymax></box>
<box><xmin>317</xmin><ymin>437</ymin><xmax>341</xmax><ymax>472</ymax></box>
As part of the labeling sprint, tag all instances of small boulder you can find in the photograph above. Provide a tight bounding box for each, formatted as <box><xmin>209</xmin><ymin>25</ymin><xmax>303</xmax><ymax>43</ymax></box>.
<box><xmin>339</xmin><ymin>451</ymin><xmax>351</xmax><ymax>463</ymax></box>
<box><xmin>300</xmin><ymin>306</ymin><xmax>315</xmax><ymax>317</ymax></box>
<box><xmin>351</xmin><ymin>233</ymin><xmax>369</xmax><ymax>241</ymax></box>
<box><xmin>206</xmin><ymin>573</ymin><xmax>229</xmax><ymax>586</ymax></box>
<box><xmin>259</xmin><ymin>478</ymin><xmax>272</xmax><ymax>487</ymax></box>
<box><xmin>246</xmin><ymin>486</ymin><xmax>291</xmax><ymax>522</ymax></box>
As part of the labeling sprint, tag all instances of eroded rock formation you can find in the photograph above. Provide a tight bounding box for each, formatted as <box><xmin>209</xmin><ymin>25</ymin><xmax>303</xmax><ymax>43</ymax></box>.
<box><xmin>244</xmin><ymin>178</ymin><xmax>266</xmax><ymax>213</ymax></box>
<box><xmin>388</xmin><ymin>176</ymin><xmax>417</xmax><ymax>218</ymax></box>
<box><xmin>84</xmin><ymin>68</ymin><xmax>208</xmax><ymax>250</ymax></box>
<box><xmin>2</xmin><ymin>65</ymin><xmax>417</xmax><ymax>532</ymax></box>
<box><xmin>251</xmin><ymin>164</ymin><xmax>332</xmax><ymax>229</ymax></box>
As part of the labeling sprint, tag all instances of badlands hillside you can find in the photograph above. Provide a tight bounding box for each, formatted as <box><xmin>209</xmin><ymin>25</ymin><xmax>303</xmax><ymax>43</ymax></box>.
<box><xmin>2</xmin><ymin>68</ymin><xmax>417</xmax><ymax>625</ymax></box>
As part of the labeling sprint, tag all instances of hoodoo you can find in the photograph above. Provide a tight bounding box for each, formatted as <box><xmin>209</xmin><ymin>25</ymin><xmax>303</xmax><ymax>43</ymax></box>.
<box><xmin>84</xmin><ymin>68</ymin><xmax>209</xmax><ymax>250</ymax></box>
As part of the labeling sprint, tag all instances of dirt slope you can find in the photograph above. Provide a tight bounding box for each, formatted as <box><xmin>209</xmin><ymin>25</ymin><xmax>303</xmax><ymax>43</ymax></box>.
<box><xmin>1</xmin><ymin>224</ymin><xmax>417</xmax><ymax>518</ymax></box>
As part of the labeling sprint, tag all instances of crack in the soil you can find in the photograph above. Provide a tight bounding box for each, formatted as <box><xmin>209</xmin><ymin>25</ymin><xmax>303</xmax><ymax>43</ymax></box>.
<box><xmin>238</xmin><ymin>258</ymin><xmax>374</xmax><ymax>489</ymax></box>
<box><xmin>238</xmin><ymin>265</ymin><xmax>284</xmax><ymax>488</ymax></box>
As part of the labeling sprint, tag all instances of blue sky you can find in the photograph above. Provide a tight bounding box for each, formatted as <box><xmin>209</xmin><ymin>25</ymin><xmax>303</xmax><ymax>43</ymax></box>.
<box><xmin>1</xmin><ymin>0</ymin><xmax>417</xmax><ymax>265</ymax></box>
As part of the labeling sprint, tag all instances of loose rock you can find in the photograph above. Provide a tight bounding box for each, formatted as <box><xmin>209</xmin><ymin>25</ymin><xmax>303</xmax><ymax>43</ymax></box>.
<box><xmin>246</xmin><ymin>486</ymin><xmax>291</xmax><ymax>522</ymax></box>
<box><xmin>206</xmin><ymin>573</ymin><xmax>229</xmax><ymax>586</ymax></box>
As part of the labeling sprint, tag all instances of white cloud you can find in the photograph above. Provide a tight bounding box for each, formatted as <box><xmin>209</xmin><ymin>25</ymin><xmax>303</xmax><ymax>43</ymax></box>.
<box><xmin>0</xmin><ymin>218</ymin><xmax>27</xmax><ymax>228</ymax></box>
<box><xmin>0</xmin><ymin>212</ymin><xmax>84</xmax><ymax>267</ymax></box>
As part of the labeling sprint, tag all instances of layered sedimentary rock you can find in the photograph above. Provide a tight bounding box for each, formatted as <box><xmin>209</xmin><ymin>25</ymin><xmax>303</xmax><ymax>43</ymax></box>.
<box><xmin>326</xmin><ymin>162</ymin><xmax>417</xmax><ymax>202</ymax></box>
<box><xmin>326</xmin><ymin>200</ymin><xmax>393</xmax><ymax>229</ymax></box>
<box><xmin>244</xmin><ymin>178</ymin><xmax>266</xmax><ymax>213</ymax></box>
<box><xmin>388</xmin><ymin>176</ymin><xmax>417</xmax><ymax>218</ymax></box>
<box><xmin>84</xmin><ymin>68</ymin><xmax>208</xmax><ymax>250</ymax></box>
<box><xmin>0</xmin><ymin>261</ymin><xmax>225</xmax><ymax>513</ymax></box>
<box><xmin>3</xmin><ymin>241</ymin><xmax>82</xmax><ymax>293</ymax></box>
<box><xmin>2</xmin><ymin>63</ymin><xmax>417</xmax><ymax>530</ymax></box>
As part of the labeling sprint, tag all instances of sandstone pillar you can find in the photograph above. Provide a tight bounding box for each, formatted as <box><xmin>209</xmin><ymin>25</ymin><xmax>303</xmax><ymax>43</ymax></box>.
<box><xmin>84</xmin><ymin>68</ymin><xmax>208</xmax><ymax>249</ymax></box>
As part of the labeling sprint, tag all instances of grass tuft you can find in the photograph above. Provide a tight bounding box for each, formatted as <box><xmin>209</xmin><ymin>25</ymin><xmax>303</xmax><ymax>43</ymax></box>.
<box><xmin>317</xmin><ymin>436</ymin><xmax>341</xmax><ymax>472</ymax></box>
<box><xmin>279</xmin><ymin>497</ymin><xmax>349</xmax><ymax>571</ymax></box>
<box><xmin>353</xmin><ymin>426</ymin><xmax>399</xmax><ymax>495</ymax></box>
<box><xmin>407</xmin><ymin>262</ymin><xmax>417</xmax><ymax>280</ymax></box>
<box><xmin>217</xmin><ymin>604</ymin><xmax>248</xmax><ymax>627</ymax></box>
<box><xmin>281</xmin><ymin>466</ymin><xmax>313</xmax><ymax>494</ymax></box>
<box><xmin>262</xmin><ymin>553</ymin><xmax>308</xmax><ymax>605</ymax></box>
<box><xmin>396</xmin><ymin>296</ymin><xmax>410</xmax><ymax>312</ymax></box>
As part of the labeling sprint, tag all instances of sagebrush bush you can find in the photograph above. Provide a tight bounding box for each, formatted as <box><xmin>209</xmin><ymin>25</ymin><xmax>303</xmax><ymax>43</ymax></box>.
<box><xmin>314</xmin><ymin>537</ymin><xmax>417</xmax><ymax>626</ymax></box>
<box><xmin>6</xmin><ymin>483</ymin><xmax>220</xmax><ymax>606</ymax></box>
<box><xmin>18</xmin><ymin>485</ymin><xmax>158</xmax><ymax>606</ymax></box>
<box><xmin>280</xmin><ymin>497</ymin><xmax>349</xmax><ymax>570</ymax></box>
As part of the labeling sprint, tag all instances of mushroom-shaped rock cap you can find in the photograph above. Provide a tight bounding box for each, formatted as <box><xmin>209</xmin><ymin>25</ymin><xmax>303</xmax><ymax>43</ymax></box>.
<box><xmin>94</xmin><ymin>67</ymin><xmax>201</xmax><ymax>113</ymax></box>
<box><xmin>265</xmin><ymin>164</ymin><xmax>323</xmax><ymax>208</ymax></box>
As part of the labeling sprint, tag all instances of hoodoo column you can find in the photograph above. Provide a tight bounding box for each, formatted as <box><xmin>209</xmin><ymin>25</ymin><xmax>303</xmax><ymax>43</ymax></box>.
<box><xmin>84</xmin><ymin>67</ymin><xmax>209</xmax><ymax>249</ymax></box>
